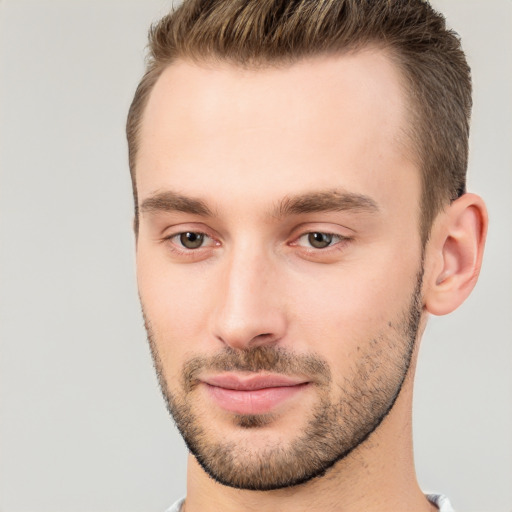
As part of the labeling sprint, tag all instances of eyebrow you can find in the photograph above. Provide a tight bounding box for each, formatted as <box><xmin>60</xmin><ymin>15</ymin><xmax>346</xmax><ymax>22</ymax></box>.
<box><xmin>139</xmin><ymin>191</ymin><xmax>214</xmax><ymax>217</ymax></box>
<box><xmin>139</xmin><ymin>188</ymin><xmax>379</xmax><ymax>219</ymax></box>
<box><xmin>273</xmin><ymin>190</ymin><xmax>379</xmax><ymax>218</ymax></box>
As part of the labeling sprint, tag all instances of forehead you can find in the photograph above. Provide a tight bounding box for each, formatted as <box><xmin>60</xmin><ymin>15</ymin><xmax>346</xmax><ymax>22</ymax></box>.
<box><xmin>136</xmin><ymin>50</ymin><xmax>418</xmax><ymax>216</ymax></box>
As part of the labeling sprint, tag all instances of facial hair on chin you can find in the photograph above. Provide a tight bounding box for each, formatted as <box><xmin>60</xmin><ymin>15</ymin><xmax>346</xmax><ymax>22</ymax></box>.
<box><xmin>142</xmin><ymin>264</ymin><xmax>424</xmax><ymax>491</ymax></box>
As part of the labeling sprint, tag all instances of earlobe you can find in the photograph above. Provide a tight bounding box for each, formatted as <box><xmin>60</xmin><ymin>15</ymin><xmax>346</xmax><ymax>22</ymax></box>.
<box><xmin>424</xmin><ymin>193</ymin><xmax>488</xmax><ymax>316</ymax></box>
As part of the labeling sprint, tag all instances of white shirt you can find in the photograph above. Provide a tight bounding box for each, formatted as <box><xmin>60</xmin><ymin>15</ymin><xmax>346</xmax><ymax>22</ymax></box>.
<box><xmin>165</xmin><ymin>493</ymin><xmax>454</xmax><ymax>511</ymax></box>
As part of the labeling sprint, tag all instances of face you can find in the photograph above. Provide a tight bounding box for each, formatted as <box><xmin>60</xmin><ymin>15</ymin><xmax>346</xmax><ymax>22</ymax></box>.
<box><xmin>135</xmin><ymin>50</ymin><xmax>425</xmax><ymax>490</ymax></box>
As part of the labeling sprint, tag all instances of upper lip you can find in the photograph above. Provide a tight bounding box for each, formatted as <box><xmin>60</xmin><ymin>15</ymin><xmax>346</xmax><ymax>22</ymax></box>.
<box><xmin>201</xmin><ymin>373</ymin><xmax>309</xmax><ymax>391</ymax></box>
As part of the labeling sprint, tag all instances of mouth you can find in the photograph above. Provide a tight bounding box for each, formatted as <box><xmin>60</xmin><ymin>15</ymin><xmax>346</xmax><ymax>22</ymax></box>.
<box><xmin>200</xmin><ymin>373</ymin><xmax>310</xmax><ymax>415</ymax></box>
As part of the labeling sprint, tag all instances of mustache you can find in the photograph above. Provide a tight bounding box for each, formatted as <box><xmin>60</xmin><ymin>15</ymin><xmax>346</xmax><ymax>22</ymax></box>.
<box><xmin>182</xmin><ymin>345</ymin><xmax>331</xmax><ymax>392</ymax></box>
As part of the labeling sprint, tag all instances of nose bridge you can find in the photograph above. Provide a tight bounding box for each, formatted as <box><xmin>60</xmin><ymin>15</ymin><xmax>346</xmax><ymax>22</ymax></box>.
<box><xmin>212</xmin><ymin>238</ymin><xmax>286</xmax><ymax>349</ymax></box>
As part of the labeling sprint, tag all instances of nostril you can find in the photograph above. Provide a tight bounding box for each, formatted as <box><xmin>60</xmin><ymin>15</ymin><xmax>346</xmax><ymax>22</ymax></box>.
<box><xmin>253</xmin><ymin>333</ymin><xmax>277</xmax><ymax>342</ymax></box>
<box><xmin>248</xmin><ymin>332</ymin><xmax>281</xmax><ymax>347</ymax></box>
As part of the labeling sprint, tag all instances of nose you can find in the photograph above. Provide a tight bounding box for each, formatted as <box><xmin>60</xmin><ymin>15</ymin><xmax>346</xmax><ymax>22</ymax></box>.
<box><xmin>211</xmin><ymin>244</ymin><xmax>287</xmax><ymax>351</ymax></box>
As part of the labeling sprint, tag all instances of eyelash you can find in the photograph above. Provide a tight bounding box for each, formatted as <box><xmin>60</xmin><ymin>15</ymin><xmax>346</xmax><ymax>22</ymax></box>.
<box><xmin>163</xmin><ymin>231</ymin><xmax>219</xmax><ymax>259</ymax></box>
<box><xmin>161</xmin><ymin>230</ymin><xmax>351</xmax><ymax>259</ymax></box>
<box><xmin>293</xmin><ymin>232</ymin><xmax>348</xmax><ymax>250</ymax></box>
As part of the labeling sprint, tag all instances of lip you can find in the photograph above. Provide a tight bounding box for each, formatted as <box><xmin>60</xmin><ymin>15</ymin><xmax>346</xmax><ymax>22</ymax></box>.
<box><xmin>201</xmin><ymin>373</ymin><xmax>309</xmax><ymax>415</ymax></box>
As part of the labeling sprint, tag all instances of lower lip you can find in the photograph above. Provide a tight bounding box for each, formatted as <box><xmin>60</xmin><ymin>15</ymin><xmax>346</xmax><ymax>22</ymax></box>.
<box><xmin>204</xmin><ymin>383</ymin><xmax>309</xmax><ymax>415</ymax></box>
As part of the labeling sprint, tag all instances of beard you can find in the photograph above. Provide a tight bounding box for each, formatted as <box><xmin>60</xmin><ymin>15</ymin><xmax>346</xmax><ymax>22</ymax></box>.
<box><xmin>143</xmin><ymin>265</ymin><xmax>424</xmax><ymax>491</ymax></box>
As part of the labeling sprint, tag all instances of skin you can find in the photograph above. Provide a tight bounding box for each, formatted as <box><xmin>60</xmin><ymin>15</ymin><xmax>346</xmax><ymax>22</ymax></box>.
<box><xmin>135</xmin><ymin>49</ymin><xmax>487</xmax><ymax>512</ymax></box>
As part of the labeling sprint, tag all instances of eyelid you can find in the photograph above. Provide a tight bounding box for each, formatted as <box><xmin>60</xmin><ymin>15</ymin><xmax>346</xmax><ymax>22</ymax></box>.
<box><xmin>159</xmin><ymin>224</ymin><xmax>221</xmax><ymax>261</ymax></box>
<box><xmin>288</xmin><ymin>223</ymin><xmax>353</xmax><ymax>242</ymax></box>
<box><xmin>286</xmin><ymin>224</ymin><xmax>355</xmax><ymax>263</ymax></box>
<box><xmin>167</xmin><ymin>231</ymin><xmax>218</xmax><ymax>249</ymax></box>
<box><xmin>294</xmin><ymin>232</ymin><xmax>345</xmax><ymax>248</ymax></box>
<box><xmin>160</xmin><ymin>222</ymin><xmax>219</xmax><ymax>241</ymax></box>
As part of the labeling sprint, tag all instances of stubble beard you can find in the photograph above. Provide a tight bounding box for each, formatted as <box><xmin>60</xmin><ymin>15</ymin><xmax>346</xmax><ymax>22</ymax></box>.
<box><xmin>143</xmin><ymin>266</ymin><xmax>424</xmax><ymax>491</ymax></box>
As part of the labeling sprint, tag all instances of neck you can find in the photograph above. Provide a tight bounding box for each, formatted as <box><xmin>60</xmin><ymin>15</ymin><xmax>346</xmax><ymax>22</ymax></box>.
<box><xmin>183</xmin><ymin>354</ymin><xmax>436</xmax><ymax>512</ymax></box>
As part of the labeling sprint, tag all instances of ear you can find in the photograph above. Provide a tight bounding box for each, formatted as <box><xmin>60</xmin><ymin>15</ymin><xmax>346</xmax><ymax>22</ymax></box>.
<box><xmin>423</xmin><ymin>193</ymin><xmax>488</xmax><ymax>316</ymax></box>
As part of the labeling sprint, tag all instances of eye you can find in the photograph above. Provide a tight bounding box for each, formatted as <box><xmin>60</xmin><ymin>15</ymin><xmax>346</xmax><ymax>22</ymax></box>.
<box><xmin>307</xmin><ymin>232</ymin><xmax>334</xmax><ymax>249</ymax></box>
<box><xmin>178</xmin><ymin>232</ymin><xmax>206</xmax><ymax>249</ymax></box>
<box><xmin>162</xmin><ymin>229</ymin><xmax>219</xmax><ymax>261</ymax></box>
<box><xmin>297</xmin><ymin>232</ymin><xmax>341</xmax><ymax>249</ymax></box>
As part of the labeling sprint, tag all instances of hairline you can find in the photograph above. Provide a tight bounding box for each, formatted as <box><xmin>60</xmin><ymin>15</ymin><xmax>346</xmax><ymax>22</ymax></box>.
<box><xmin>130</xmin><ymin>45</ymin><xmax>438</xmax><ymax>244</ymax></box>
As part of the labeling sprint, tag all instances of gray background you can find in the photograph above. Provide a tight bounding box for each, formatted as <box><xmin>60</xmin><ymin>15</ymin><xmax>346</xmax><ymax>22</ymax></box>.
<box><xmin>0</xmin><ymin>1</ymin><xmax>510</xmax><ymax>511</ymax></box>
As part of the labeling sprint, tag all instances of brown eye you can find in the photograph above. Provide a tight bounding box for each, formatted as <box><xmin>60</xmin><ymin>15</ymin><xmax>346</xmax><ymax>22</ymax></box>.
<box><xmin>179</xmin><ymin>232</ymin><xmax>205</xmax><ymax>249</ymax></box>
<box><xmin>307</xmin><ymin>232</ymin><xmax>333</xmax><ymax>249</ymax></box>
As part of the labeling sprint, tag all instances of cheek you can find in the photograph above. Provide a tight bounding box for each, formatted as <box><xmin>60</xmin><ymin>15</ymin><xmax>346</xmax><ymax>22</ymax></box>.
<box><xmin>136</xmin><ymin>249</ymin><xmax>214</xmax><ymax>365</ymax></box>
<box><xmin>285</xmin><ymin>247</ymin><xmax>421</xmax><ymax>355</ymax></box>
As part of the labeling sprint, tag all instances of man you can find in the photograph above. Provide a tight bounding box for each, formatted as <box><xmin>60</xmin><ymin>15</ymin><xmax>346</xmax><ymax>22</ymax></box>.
<box><xmin>126</xmin><ymin>1</ymin><xmax>487</xmax><ymax>511</ymax></box>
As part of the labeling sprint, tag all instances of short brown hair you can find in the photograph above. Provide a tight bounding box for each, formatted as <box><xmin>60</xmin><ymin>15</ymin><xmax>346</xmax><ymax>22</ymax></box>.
<box><xmin>127</xmin><ymin>0</ymin><xmax>471</xmax><ymax>241</ymax></box>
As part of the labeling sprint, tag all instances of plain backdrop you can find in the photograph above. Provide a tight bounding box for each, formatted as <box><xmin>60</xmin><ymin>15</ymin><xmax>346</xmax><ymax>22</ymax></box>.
<box><xmin>0</xmin><ymin>1</ymin><xmax>511</xmax><ymax>511</ymax></box>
